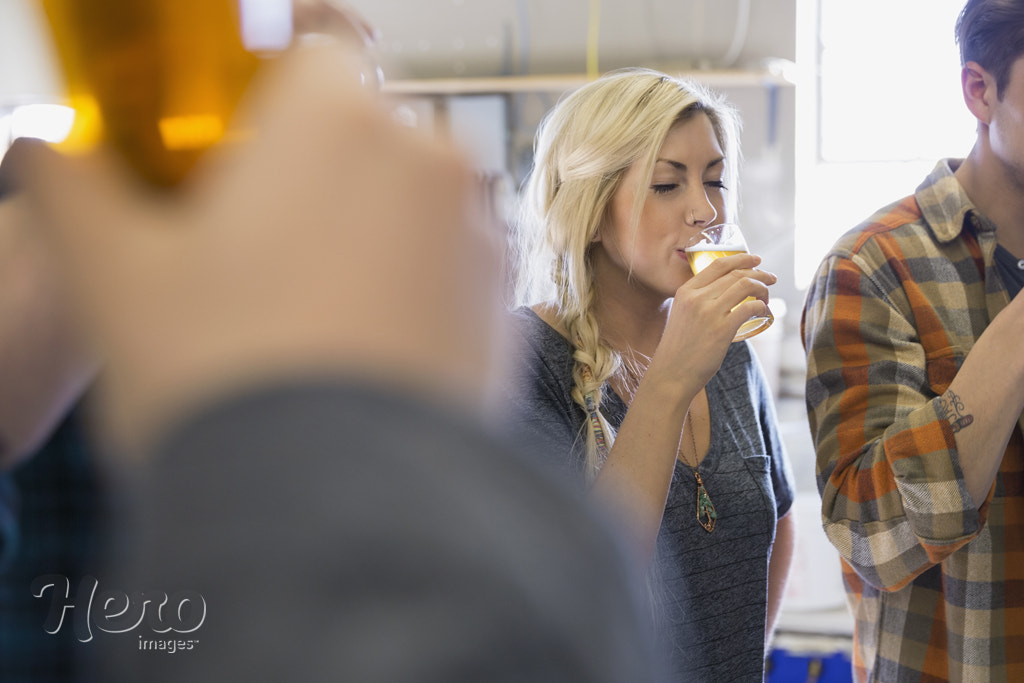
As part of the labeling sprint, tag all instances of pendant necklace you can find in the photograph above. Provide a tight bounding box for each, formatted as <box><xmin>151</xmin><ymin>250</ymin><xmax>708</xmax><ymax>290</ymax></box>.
<box><xmin>683</xmin><ymin>413</ymin><xmax>717</xmax><ymax>533</ymax></box>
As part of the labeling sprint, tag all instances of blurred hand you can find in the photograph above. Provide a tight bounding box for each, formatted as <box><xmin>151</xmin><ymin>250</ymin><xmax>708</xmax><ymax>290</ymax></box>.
<box><xmin>17</xmin><ymin>41</ymin><xmax>498</xmax><ymax>453</ymax></box>
<box><xmin>0</xmin><ymin>169</ymin><xmax>96</xmax><ymax>468</ymax></box>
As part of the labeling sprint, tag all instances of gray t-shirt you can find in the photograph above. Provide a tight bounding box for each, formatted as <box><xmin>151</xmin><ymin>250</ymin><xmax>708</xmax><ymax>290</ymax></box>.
<box><xmin>507</xmin><ymin>307</ymin><xmax>795</xmax><ymax>682</ymax></box>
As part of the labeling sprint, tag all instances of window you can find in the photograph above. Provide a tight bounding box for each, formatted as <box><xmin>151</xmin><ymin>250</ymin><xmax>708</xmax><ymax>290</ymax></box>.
<box><xmin>795</xmin><ymin>0</ymin><xmax>975</xmax><ymax>287</ymax></box>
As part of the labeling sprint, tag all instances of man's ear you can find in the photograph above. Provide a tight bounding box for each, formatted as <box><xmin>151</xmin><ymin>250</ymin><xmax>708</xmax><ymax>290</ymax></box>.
<box><xmin>962</xmin><ymin>61</ymin><xmax>996</xmax><ymax>125</ymax></box>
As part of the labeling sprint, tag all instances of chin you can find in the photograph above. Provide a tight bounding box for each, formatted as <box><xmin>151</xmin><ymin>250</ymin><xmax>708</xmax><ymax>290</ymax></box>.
<box><xmin>668</xmin><ymin>273</ymin><xmax>693</xmax><ymax>294</ymax></box>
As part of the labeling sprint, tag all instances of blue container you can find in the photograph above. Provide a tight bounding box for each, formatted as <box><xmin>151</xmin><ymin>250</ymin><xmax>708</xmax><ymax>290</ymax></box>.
<box><xmin>766</xmin><ymin>647</ymin><xmax>853</xmax><ymax>682</ymax></box>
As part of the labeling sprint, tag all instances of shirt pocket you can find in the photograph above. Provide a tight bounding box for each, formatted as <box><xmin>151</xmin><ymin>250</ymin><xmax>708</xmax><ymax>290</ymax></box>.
<box><xmin>740</xmin><ymin>453</ymin><xmax>777</xmax><ymax>542</ymax></box>
<box><xmin>925</xmin><ymin>345</ymin><xmax>966</xmax><ymax>395</ymax></box>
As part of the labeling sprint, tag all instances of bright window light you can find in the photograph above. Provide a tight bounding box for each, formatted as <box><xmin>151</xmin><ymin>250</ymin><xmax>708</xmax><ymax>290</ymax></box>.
<box><xmin>10</xmin><ymin>103</ymin><xmax>75</xmax><ymax>143</ymax></box>
<box><xmin>795</xmin><ymin>0</ymin><xmax>974</xmax><ymax>288</ymax></box>
<box><xmin>238</xmin><ymin>0</ymin><xmax>292</xmax><ymax>52</ymax></box>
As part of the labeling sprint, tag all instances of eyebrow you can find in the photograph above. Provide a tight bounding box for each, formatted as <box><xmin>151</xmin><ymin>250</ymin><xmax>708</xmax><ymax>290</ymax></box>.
<box><xmin>655</xmin><ymin>156</ymin><xmax>725</xmax><ymax>173</ymax></box>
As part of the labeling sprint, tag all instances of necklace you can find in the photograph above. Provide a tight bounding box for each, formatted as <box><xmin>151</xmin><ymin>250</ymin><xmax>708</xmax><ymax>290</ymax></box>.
<box><xmin>683</xmin><ymin>412</ymin><xmax>717</xmax><ymax>533</ymax></box>
<box><xmin>601</xmin><ymin>356</ymin><xmax>718</xmax><ymax>532</ymax></box>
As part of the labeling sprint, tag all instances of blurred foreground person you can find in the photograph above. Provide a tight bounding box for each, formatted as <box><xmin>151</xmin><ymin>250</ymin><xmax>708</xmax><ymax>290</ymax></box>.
<box><xmin>15</xmin><ymin>39</ymin><xmax>661</xmax><ymax>682</ymax></box>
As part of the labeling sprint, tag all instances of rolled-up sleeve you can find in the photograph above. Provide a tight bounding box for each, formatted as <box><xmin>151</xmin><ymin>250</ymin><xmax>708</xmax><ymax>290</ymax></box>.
<box><xmin>802</xmin><ymin>244</ymin><xmax>983</xmax><ymax>592</ymax></box>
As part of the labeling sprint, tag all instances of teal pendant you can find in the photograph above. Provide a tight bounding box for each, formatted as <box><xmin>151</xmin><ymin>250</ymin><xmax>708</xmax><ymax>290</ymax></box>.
<box><xmin>694</xmin><ymin>470</ymin><xmax>717</xmax><ymax>533</ymax></box>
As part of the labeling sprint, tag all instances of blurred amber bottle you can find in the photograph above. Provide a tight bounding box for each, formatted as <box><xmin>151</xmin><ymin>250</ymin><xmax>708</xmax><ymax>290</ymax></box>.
<box><xmin>40</xmin><ymin>0</ymin><xmax>289</xmax><ymax>186</ymax></box>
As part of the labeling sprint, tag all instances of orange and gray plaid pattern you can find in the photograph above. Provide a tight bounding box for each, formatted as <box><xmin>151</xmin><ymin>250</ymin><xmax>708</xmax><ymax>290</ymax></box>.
<box><xmin>802</xmin><ymin>159</ymin><xmax>1024</xmax><ymax>682</ymax></box>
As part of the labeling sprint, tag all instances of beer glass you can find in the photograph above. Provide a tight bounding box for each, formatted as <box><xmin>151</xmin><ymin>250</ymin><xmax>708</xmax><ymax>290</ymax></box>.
<box><xmin>37</xmin><ymin>0</ymin><xmax>292</xmax><ymax>186</ymax></box>
<box><xmin>684</xmin><ymin>222</ymin><xmax>774</xmax><ymax>342</ymax></box>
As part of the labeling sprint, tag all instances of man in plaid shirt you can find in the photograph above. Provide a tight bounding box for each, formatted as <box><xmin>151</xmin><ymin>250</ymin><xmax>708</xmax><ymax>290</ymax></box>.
<box><xmin>802</xmin><ymin>0</ymin><xmax>1024</xmax><ymax>680</ymax></box>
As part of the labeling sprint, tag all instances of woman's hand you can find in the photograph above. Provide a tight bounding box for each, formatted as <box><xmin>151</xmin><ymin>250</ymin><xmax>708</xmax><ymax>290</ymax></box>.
<box><xmin>590</xmin><ymin>251</ymin><xmax>775</xmax><ymax>562</ymax></box>
<box><xmin>652</xmin><ymin>252</ymin><xmax>776</xmax><ymax>392</ymax></box>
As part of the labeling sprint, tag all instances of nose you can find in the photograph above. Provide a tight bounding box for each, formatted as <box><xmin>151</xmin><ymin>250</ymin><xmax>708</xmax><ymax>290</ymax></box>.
<box><xmin>685</xmin><ymin>192</ymin><xmax>718</xmax><ymax>227</ymax></box>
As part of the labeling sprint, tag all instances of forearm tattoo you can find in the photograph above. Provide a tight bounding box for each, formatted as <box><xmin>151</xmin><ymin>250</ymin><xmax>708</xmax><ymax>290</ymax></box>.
<box><xmin>937</xmin><ymin>390</ymin><xmax>974</xmax><ymax>433</ymax></box>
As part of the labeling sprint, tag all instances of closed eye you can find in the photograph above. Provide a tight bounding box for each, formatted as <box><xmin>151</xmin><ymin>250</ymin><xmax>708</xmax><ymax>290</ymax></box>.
<box><xmin>705</xmin><ymin>180</ymin><xmax>727</xmax><ymax>190</ymax></box>
<box><xmin>651</xmin><ymin>183</ymin><xmax>678</xmax><ymax>195</ymax></box>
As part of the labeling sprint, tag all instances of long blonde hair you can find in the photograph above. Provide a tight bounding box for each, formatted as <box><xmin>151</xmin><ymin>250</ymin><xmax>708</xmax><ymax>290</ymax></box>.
<box><xmin>512</xmin><ymin>68</ymin><xmax>742</xmax><ymax>481</ymax></box>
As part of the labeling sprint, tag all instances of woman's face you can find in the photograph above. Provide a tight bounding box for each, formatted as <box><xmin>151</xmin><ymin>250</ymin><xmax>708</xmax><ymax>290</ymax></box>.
<box><xmin>594</xmin><ymin>112</ymin><xmax>728</xmax><ymax>301</ymax></box>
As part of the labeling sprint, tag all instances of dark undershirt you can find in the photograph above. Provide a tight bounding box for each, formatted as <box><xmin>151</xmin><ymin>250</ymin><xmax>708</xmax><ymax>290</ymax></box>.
<box><xmin>994</xmin><ymin>244</ymin><xmax>1024</xmax><ymax>299</ymax></box>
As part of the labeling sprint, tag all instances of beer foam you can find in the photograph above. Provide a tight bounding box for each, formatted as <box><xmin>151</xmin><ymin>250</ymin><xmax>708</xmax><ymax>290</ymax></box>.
<box><xmin>685</xmin><ymin>242</ymin><xmax>745</xmax><ymax>252</ymax></box>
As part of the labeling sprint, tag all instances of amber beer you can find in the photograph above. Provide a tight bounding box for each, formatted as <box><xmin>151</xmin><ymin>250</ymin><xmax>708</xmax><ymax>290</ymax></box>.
<box><xmin>38</xmin><ymin>0</ymin><xmax>290</xmax><ymax>186</ymax></box>
<box><xmin>684</xmin><ymin>224</ymin><xmax>773</xmax><ymax>341</ymax></box>
<box><xmin>685</xmin><ymin>245</ymin><xmax>745</xmax><ymax>275</ymax></box>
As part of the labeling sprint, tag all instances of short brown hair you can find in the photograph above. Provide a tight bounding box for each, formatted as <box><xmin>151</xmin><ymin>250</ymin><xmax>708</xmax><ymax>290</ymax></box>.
<box><xmin>956</xmin><ymin>0</ymin><xmax>1024</xmax><ymax>98</ymax></box>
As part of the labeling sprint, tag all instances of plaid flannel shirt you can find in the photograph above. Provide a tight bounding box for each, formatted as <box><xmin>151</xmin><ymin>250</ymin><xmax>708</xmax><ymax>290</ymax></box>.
<box><xmin>802</xmin><ymin>159</ymin><xmax>1024</xmax><ymax>682</ymax></box>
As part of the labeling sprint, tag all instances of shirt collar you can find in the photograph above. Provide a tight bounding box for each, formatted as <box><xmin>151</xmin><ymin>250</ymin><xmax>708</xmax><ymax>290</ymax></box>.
<box><xmin>915</xmin><ymin>158</ymin><xmax>997</xmax><ymax>243</ymax></box>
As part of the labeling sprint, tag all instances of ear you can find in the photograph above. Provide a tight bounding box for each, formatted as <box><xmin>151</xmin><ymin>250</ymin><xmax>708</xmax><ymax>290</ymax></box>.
<box><xmin>962</xmin><ymin>61</ymin><xmax>996</xmax><ymax>125</ymax></box>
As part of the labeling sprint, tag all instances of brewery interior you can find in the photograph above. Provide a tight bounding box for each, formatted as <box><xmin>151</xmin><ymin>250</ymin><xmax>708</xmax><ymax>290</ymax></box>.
<box><xmin>0</xmin><ymin>0</ymin><xmax>979</xmax><ymax>679</ymax></box>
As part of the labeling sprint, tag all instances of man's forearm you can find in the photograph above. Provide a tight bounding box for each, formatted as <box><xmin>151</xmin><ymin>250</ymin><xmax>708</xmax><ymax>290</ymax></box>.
<box><xmin>0</xmin><ymin>196</ymin><xmax>94</xmax><ymax>467</ymax></box>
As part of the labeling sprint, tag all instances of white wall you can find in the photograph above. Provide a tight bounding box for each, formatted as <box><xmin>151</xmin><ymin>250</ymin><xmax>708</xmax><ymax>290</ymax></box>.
<box><xmin>348</xmin><ymin>0</ymin><xmax>795</xmax><ymax>78</ymax></box>
<box><xmin>0</xmin><ymin>0</ymin><xmax>65</xmax><ymax>104</ymax></box>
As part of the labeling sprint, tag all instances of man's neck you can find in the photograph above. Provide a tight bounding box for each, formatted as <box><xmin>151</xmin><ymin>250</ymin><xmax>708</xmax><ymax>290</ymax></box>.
<box><xmin>954</xmin><ymin>139</ymin><xmax>1024</xmax><ymax>257</ymax></box>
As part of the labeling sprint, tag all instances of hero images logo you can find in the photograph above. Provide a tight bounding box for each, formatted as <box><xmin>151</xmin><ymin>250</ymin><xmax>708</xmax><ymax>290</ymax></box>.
<box><xmin>32</xmin><ymin>574</ymin><xmax>206</xmax><ymax>648</ymax></box>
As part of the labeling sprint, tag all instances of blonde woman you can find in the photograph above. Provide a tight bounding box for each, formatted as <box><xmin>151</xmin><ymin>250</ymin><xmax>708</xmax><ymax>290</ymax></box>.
<box><xmin>509</xmin><ymin>68</ymin><xmax>796</xmax><ymax>681</ymax></box>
